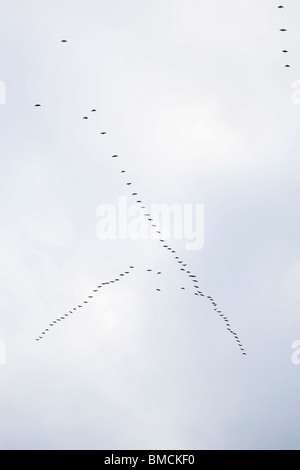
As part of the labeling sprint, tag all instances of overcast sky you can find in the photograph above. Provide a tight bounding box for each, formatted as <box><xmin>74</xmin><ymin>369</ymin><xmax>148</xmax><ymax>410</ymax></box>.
<box><xmin>1</xmin><ymin>0</ymin><xmax>300</xmax><ymax>450</ymax></box>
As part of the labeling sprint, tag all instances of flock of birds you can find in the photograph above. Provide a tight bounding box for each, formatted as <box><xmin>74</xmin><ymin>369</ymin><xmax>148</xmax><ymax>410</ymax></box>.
<box><xmin>34</xmin><ymin>35</ymin><xmax>247</xmax><ymax>355</ymax></box>
<box><xmin>36</xmin><ymin>267</ymin><xmax>135</xmax><ymax>339</ymax></box>
<box><xmin>277</xmin><ymin>5</ymin><xmax>291</xmax><ymax>68</ymax></box>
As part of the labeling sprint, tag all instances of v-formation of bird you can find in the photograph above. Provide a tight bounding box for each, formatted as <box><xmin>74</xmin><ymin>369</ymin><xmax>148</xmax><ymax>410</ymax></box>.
<box><xmin>112</xmin><ymin>160</ymin><xmax>246</xmax><ymax>355</ymax></box>
<box><xmin>34</xmin><ymin>38</ymin><xmax>246</xmax><ymax>356</ymax></box>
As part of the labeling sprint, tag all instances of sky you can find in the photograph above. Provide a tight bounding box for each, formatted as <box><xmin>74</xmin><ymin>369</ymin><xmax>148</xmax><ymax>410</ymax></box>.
<box><xmin>1</xmin><ymin>0</ymin><xmax>300</xmax><ymax>450</ymax></box>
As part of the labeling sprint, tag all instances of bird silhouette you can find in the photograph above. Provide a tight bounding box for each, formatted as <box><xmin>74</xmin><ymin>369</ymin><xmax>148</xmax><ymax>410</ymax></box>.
<box><xmin>61</xmin><ymin>39</ymin><xmax>68</xmax><ymax>43</ymax></box>
<box><xmin>279</xmin><ymin>28</ymin><xmax>287</xmax><ymax>31</ymax></box>
<box><xmin>35</xmin><ymin>104</ymin><xmax>41</xmax><ymax>107</ymax></box>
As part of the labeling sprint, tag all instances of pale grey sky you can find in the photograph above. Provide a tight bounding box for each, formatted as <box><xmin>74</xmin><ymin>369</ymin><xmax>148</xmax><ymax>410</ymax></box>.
<box><xmin>1</xmin><ymin>0</ymin><xmax>300</xmax><ymax>450</ymax></box>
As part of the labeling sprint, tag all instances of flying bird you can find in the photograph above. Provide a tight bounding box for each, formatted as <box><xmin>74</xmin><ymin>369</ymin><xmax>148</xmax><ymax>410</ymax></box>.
<box><xmin>35</xmin><ymin>104</ymin><xmax>41</xmax><ymax>107</ymax></box>
<box><xmin>282</xmin><ymin>50</ymin><xmax>288</xmax><ymax>53</ymax></box>
<box><xmin>61</xmin><ymin>39</ymin><xmax>68</xmax><ymax>43</ymax></box>
<box><xmin>285</xmin><ymin>64</ymin><xmax>290</xmax><ymax>68</ymax></box>
<box><xmin>279</xmin><ymin>28</ymin><xmax>287</xmax><ymax>31</ymax></box>
<box><xmin>278</xmin><ymin>5</ymin><xmax>284</xmax><ymax>8</ymax></box>
<box><xmin>83</xmin><ymin>116</ymin><xmax>88</xmax><ymax>119</ymax></box>
<box><xmin>91</xmin><ymin>109</ymin><xmax>96</xmax><ymax>112</ymax></box>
